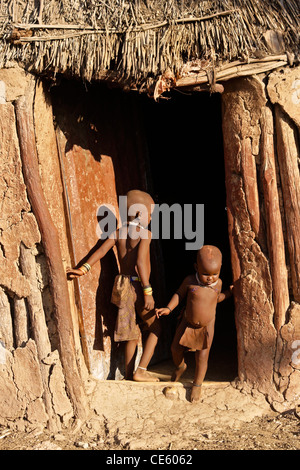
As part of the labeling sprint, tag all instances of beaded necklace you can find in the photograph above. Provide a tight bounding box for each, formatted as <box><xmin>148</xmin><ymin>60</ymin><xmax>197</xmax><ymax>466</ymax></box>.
<box><xmin>195</xmin><ymin>273</ymin><xmax>219</xmax><ymax>293</ymax></box>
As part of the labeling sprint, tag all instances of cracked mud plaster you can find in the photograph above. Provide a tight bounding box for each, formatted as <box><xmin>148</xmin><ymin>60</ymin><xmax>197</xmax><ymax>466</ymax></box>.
<box><xmin>0</xmin><ymin>102</ymin><xmax>40</xmax><ymax>298</ymax></box>
<box><xmin>272</xmin><ymin>303</ymin><xmax>300</xmax><ymax>408</ymax></box>
<box><xmin>267</xmin><ymin>65</ymin><xmax>300</xmax><ymax>131</ymax></box>
<box><xmin>0</xmin><ymin>340</ymin><xmax>44</xmax><ymax>427</ymax></box>
<box><xmin>44</xmin><ymin>351</ymin><xmax>73</xmax><ymax>424</ymax></box>
<box><xmin>0</xmin><ymin>69</ymin><xmax>75</xmax><ymax>430</ymax></box>
<box><xmin>0</xmin><ymin>340</ymin><xmax>74</xmax><ymax>430</ymax></box>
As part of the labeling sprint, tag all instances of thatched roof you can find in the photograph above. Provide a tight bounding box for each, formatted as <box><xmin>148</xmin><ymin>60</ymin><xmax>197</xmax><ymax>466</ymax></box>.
<box><xmin>0</xmin><ymin>1</ymin><xmax>299</xmax><ymax>93</ymax></box>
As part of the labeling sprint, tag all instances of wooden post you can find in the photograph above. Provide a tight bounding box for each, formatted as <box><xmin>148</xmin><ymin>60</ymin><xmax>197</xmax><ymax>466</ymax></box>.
<box><xmin>19</xmin><ymin>243</ymin><xmax>59</xmax><ymax>431</ymax></box>
<box><xmin>55</xmin><ymin>130</ymin><xmax>91</xmax><ymax>373</ymax></box>
<box><xmin>260</xmin><ymin>105</ymin><xmax>290</xmax><ymax>330</ymax></box>
<box><xmin>222</xmin><ymin>77</ymin><xmax>277</xmax><ymax>391</ymax></box>
<box><xmin>275</xmin><ymin>105</ymin><xmax>300</xmax><ymax>303</ymax></box>
<box><xmin>240</xmin><ymin>137</ymin><xmax>260</xmax><ymax>237</ymax></box>
<box><xmin>13</xmin><ymin>297</ymin><xmax>28</xmax><ymax>347</ymax></box>
<box><xmin>15</xmin><ymin>82</ymin><xmax>87</xmax><ymax>422</ymax></box>
<box><xmin>0</xmin><ymin>287</ymin><xmax>13</xmax><ymax>350</ymax></box>
<box><xmin>19</xmin><ymin>244</ymin><xmax>51</xmax><ymax>359</ymax></box>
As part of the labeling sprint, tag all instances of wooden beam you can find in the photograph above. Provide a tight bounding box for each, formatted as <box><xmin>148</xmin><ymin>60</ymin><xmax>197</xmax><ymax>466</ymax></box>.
<box><xmin>13</xmin><ymin>10</ymin><xmax>237</xmax><ymax>33</ymax></box>
<box><xmin>240</xmin><ymin>137</ymin><xmax>260</xmax><ymax>237</ymax></box>
<box><xmin>275</xmin><ymin>105</ymin><xmax>300</xmax><ymax>303</ymax></box>
<box><xmin>260</xmin><ymin>105</ymin><xmax>289</xmax><ymax>330</ymax></box>
<box><xmin>0</xmin><ymin>287</ymin><xmax>13</xmax><ymax>350</ymax></box>
<box><xmin>175</xmin><ymin>57</ymin><xmax>288</xmax><ymax>88</ymax></box>
<box><xmin>19</xmin><ymin>243</ymin><xmax>60</xmax><ymax>431</ymax></box>
<box><xmin>55</xmin><ymin>130</ymin><xmax>91</xmax><ymax>374</ymax></box>
<box><xmin>13</xmin><ymin>297</ymin><xmax>28</xmax><ymax>347</ymax></box>
<box><xmin>19</xmin><ymin>244</ymin><xmax>51</xmax><ymax>359</ymax></box>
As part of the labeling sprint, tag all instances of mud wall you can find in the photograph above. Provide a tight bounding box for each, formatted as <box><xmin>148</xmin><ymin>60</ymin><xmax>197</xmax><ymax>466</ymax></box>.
<box><xmin>0</xmin><ymin>68</ymin><xmax>78</xmax><ymax>431</ymax></box>
<box><xmin>222</xmin><ymin>66</ymin><xmax>300</xmax><ymax>410</ymax></box>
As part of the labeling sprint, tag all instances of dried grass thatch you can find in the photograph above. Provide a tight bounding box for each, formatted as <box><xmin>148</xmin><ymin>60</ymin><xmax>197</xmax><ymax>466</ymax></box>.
<box><xmin>0</xmin><ymin>0</ymin><xmax>299</xmax><ymax>90</ymax></box>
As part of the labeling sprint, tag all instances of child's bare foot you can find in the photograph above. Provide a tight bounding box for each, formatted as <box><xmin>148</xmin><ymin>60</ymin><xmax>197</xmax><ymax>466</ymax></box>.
<box><xmin>190</xmin><ymin>383</ymin><xmax>202</xmax><ymax>403</ymax></box>
<box><xmin>171</xmin><ymin>363</ymin><xmax>187</xmax><ymax>382</ymax></box>
<box><xmin>133</xmin><ymin>367</ymin><xmax>160</xmax><ymax>382</ymax></box>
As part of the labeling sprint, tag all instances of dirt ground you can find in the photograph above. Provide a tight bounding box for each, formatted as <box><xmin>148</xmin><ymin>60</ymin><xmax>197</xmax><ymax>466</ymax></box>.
<box><xmin>1</xmin><ymin>358</ymin><xmax>299</xmax><ymax>452</ymax></box>
<box><xmin>0</xmin><ymin>406</ymin><xmax>299</xmax><ymax>451</ymax></box>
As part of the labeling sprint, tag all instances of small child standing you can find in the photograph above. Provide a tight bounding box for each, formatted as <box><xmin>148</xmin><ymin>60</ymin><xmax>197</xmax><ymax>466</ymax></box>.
<box><xmin>67</xmin><ymin>190</ymin><xmax>161</xmax><ymax>382</ymax></box>
<box><xmin>156</xmin><ymin>245</ymin><xmax>233</xmax><ymax>402</ymax></box>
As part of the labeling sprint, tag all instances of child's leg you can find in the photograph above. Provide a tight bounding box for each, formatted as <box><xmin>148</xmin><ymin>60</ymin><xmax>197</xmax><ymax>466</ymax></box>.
<box><xmin>133</xmin><ymin>313</ymin><xmax>161</xmax><ymax>382</ymax></box>
<box><xmin>171</xmin><ymin>318</ymin><xmax>188</xmax><ymax>381</ymax></box>
<box><xmin>190</xmin><ymin>348</ymin><xmax>209</xmax><ymax>402</ymax></box>
<box><xmin>124</xmin><ymin>339</ymin><xmax>139</xmax><ymax>380</ymax></box>
<box><xmin>190</xmin><ymin>319</ymin><xmax>215</xmax><ymax>402</ymax></box>
<box><xmin>171</xmin><ymin>345</ymin><xmax>187</xmax><ymax>381</ymax></box>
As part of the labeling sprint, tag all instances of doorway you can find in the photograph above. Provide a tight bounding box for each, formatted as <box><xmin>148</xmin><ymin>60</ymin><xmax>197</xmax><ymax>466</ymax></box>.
<box><xmin>50</xmin><ymin>78</ymin><xmax>237</xmax><ymax>381</ymax></box>
<box><xmin>138</xmin><ymin>89</ymin><xmax>237</xmax><ymax>381</ymax></box>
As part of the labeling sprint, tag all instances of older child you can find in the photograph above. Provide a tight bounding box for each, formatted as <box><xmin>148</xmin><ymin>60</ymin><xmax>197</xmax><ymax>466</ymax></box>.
<box><xmin>156</xmin><ymin>245</ymin><xmax>233</xmax><ymax>402</ymax></box>
<box><xmin>67</xmin><ymin>190</ymin><xmax>161</xmax><ymax>382</ymax></box>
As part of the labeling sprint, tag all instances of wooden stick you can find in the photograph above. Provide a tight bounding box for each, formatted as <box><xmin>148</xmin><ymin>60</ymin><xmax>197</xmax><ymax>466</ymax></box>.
<box><xmin>19</xmin><ymin>244</ymin><xmax>51</xmax><ymax>359</ymax></box>
<box><xmin>13</xmin><ymin>297</ymin><xmax>28</xmax><ymax>347</ymax></box>
<box><xmin>12</xmin><ymin>31</ymin><xmax>93</xmax><ymax>42</ymax></box>
<box><xmin>38</xmin><ymin>0</ymin><xmax>44</xmax><ymax>25</ymax></box>
<box><xmin>275</xmin><ymin>105</ymin><xmax>300</xmax><ymax>303</ymax></box>
<box><xmin>225</xmin><ymin>203</ymin><xmax>241</xmax><ymax>284</ymax></box>
<box><xmin>14</xmin><ymin>82</ymin><xmax>87</xmax><ymax>422</ymax></box>
<box><xmin>55</xmin><ymin>129</ymin><xmax>91</xmax><ymax>373</ymax></box>
<box><xmin>240</xmin><ymin>137</ymin><xmax>260</xmax><ymax>237</ymax></box>
<box><xmin>260</xmin><ymin>105</ymin><xmax>289</xmax><ymax>330</ymax></box>
<box><xmin>13</xmin><ymin>10</ymin><xmax>237</xmax><ymax>33</ymax></box>
<box><xmin>176</xmin><ymin>58</ymin><xmax>288</xmax><ymax>88</ymax></box>
<box><xmin>13</xmin><ymin>23</ymin><xmax>97</xmax><ymax>30</ymax></box>
<box><xmin>0</xmin><ymin>287</ymin><xmax>13</xmax><ymax>350</ymax></box>
<box><xmin>19</xmin><ymin>243</ymin><xmax>59</xmax><ymax>431</ymax></box>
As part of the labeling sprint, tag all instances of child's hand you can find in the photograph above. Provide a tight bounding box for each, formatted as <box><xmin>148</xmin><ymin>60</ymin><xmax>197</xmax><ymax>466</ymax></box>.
<box><xmin>144</xmin><ymin>294</ymin><xmax>155</xmax><ymax>311</ymax></box>
<box><xmin>155</xmin><ymin>307</ymin><xmax>171</xmax><ymax>318</ymax></box>
<box><xmin>66</xmin><ymin>268</ymin><xmax>84</xmax><ymax>279</ymax></box>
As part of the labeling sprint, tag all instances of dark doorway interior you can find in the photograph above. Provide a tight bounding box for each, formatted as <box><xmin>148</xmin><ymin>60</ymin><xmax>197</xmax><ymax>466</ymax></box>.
<box><xmin>138</xmin><ymin>90</ymin><xmax>237</xmax><ymax>381</ymax></box>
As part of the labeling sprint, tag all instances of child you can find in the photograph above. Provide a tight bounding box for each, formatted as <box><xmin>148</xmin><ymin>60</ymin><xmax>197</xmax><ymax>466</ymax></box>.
<box><xmin>67</xmin><ymin>190</ymin><xmax>161</xmax><ymax>382</ymax></box>
<box><xmin>156</xmin><ymin>245</ymin><xmax>233</xmax><ymax>402</ymax></box>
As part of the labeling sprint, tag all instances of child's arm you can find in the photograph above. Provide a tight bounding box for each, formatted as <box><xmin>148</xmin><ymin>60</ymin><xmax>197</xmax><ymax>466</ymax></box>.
<box><xmin>155</xmin><ymin>276</ymin><xmax>189</xmax><ymax>318</ymax></box>
<box><xmin>217</xmin><ymin>285</ymin><xmax>234</xmax><ymax>303</ymax></box>
<box><xmin>155</xmin><ymin>293</ymin><xmax>181</xmax><ymax>317</ymax></box>
<box><xmin>136</xmin><ymin>234</ymin><xmax>154</xmax><ymax>311</ymax></box>
<box><xmin>66</xmin><ymin>233</ymin><xmax>116</xmax><ymax>279</ymax></box>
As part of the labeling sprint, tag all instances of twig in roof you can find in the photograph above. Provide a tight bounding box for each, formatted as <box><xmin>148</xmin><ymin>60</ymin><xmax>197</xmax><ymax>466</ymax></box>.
<box><xmin>175</xmin><ymin>55</ymin><xmax>288</xmax><ymax>88</ymax></box>
<box><xmin>12</xmin><ymin>9</ymin><xmax>238</xmax><ymax>34</ymax></box>
<box><xmin>38</xmin><ymin>0</ymin><xmax>43</xmax><ymax>25</ymax></box>
<box><xmin>13</xmin><ymin>22</ymin><xmax>96</xmax><ymax>30</ymax></box>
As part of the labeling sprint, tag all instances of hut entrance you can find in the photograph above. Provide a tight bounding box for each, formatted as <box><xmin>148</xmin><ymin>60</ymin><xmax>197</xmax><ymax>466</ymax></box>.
<box><xmin>139</xmin><ymin>90</ymin><xmax>237</xmax><ymax>381</ymax></box>
<box><xmin>51</xmin><ymin>80</ymin><xmax>237</xmax><ymax>381</ymax></box>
